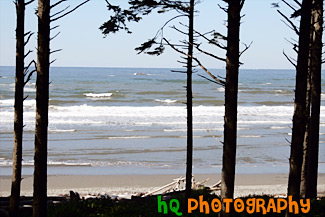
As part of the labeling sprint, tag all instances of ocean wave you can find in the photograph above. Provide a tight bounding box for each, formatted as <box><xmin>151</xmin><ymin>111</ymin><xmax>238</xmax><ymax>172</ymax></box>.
<box><xmin>49</xmin><ymin>129</ymin><xmax>76</xmax><ymax>133</ymax></box>
<box><xmin>0</xmin><ymin>159</ymin><xmax>171</xmax><ymax>169</ymax></box>
<box><xmin>0</xmin><ymin>99</ymin><xmax>35</xmax><ymax>107</ymax></box>
<box><xmin>84</xmin><ymin>93</ymin><xmax>113</xmax><ymax>98</ymax></box>
<box><xmin>154</xmin><ymin>99</ymin><xmax>177</xmax><ymax>104</ymax></box>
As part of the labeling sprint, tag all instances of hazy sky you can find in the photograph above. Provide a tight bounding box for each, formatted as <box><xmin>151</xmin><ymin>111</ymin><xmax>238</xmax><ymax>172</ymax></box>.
<box><xmin>0</xmin><ymin>0</ymin><xmax>309</xmax><ymax>69</ymax></box>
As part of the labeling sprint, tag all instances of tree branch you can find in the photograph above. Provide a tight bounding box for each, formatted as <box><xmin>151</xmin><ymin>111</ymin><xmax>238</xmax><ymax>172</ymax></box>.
<box><xmin>281</xmin><ymin>0</ymin><xmax>297</xmax><ymax>12</ymax></box>
<box><xmin>50</xmin><ymin>59</ymin><xmax>57</xmax><ymax>65</ymax></box>
<box><xmin>195</xmin><ymin>44</ymin><xmax>226</xmax><ymax>62</ymax></box>
<box><xmin>25</xmin><ymin>0</ymin><xmax>35</xmax><ymax>6</ymax></box>
<box><xmin>50</xmin><ymin>25</ymin><xmax>60</xmax><ymax>31</ymax></box>
<box><xmin>163</xmin><ymin>38</ymin><xmax>225</xmax><ymax>86</ymax></box>
<box><xmin>198</xmin><ymin>74</ymin><xmax>224</xmax><ymax>86</ymax></box>
<box><xmin>51</xmin><ymin>0</ymin><xmax>90</xmax><ymax>22</ymax></box>
<box><xmin>24</xmin><ymin>50</ymin><xmax>33</xmax><ymax>58</ymax></box>
<box><xmin>50</xmin><ymin>32</ymin><xmax>61</xmax><ymax>41</ymax></box>
<box><xmin>283</xmin><ymin>50</ymin><xmax>297</xmax><ymax>68</ymax></box>
<box><xmin>284</xmin><ymin>38</ymin><xmax>298</xmax><ymax>53</ymax></box>
<box><xmin>218</xmin><ymin>4</ymin><xmax>228</xmax><ymax>13</ymax></box>
<box><xmin>293</xmin><ymin>0</ymin><xmax>301</xmax><ymax>7</ymax></box>
<box><xmin>51</xmin><ymin>5</ymin><xmax>70</xmax><ymax>18</ymax></box>
<box><xmin>50</xmin><ymin>49</ymin><xmax>62</xmax><ymax>54</ymax></box>
<box><xmin>24</xmin><ymin>32</ymin><xmax>34</xmax><ymax>46</ymax></box>
<box><xmin>50</xmin><ymin>0</ymin><xmax>67</xmax><ymax>9</ymax></box>
<box><xmin>239</xmin><ymin>41</ymin><xmax>253</xmax><ymax>57</ymax></box>
<box><xmin>277</xmin><ymin>10</ymin><xmax>299</xmax><ymax>35</ymax></box>
<box><xmin>193</xmin><ymin>29</ymin><xmax>227</xmax><ymax>50</ymax></box>
<box><xmin>171</xmin><ymin>25</ymin><xmax>188</xmax><ymax>35</ymax></box>
<box><xmin>24</xmin><ymin>60</ymin><xmax>37</xmax><ymax>86</ymax></box>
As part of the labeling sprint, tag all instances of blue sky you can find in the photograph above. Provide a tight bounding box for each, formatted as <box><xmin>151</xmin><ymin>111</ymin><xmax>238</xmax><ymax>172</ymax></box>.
<box><xmin>0</xmin><ymin>0</ymin><xmax>308</xmax><ymax>69</ymax></box>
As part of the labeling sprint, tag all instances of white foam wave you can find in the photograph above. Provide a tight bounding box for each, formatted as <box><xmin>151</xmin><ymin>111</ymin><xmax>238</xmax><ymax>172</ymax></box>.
<box><xmin>155</xmin><ymin>99</ymin><xmax>177</xmax><ymax>104</ymax></box>
<box><xmin>239</xmin><ymin>135</ymin><xmax>263</xmax><ymax>138</ymax></box>
<box><xmin>270</xmin><ymin>126</ymin><xmax>287</xmax><ymax>130</ymax></box>
<box><xmin>0</xmin><ymin>99</ymin><xmax>35</xmax><ymax>107</ymax></box>
<box><xmin>84</xmin><ymin>93</ymin><xmax>113</xmax><ymax>98</ymax></box>
<box><xmin>1</xmin><ymin>104</ymin><xmax>324</xmax><ymax>133</ymax></box>
<box><xmin>216</xmin><ymin>87</ymin><xmax>224</xmax><ymax>92</ymax></box>
<box><xmin>0</xmin><ymin>159</ymin><xmax>167</xmax><ymax>168</ymax></box>
<box><xmin>133</xmin><ymin>72</ymin><xmax>152</xmax><ymax>76</ymax></box>
<box><xmin>25</xmin><ymin>87</ymin><xmax>36</xmax><ymax>92</ymax></box>
<box><xmin>106</xmin><ymin>136</ymin><xmax>152</xmax><ymax>139</ymax></box>
<box><xmin>49</xmin><ymin>129</ymin><xmax>76</xmax><ymax>133</ymax></box>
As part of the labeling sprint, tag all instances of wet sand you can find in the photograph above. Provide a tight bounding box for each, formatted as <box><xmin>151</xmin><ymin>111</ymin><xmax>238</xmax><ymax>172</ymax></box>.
<box><xmin>1</xmin><ymin>173</ymin><xmax>324</xmax><ymax>198</ymax></box>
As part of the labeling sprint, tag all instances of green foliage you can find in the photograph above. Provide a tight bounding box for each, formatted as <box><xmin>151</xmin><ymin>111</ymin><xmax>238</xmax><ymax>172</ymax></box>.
<box><xmin>99</xmin><ymin>3</ymin><xmax>141</xmax><ymax>35</ymax></box>
<box><xmin>47</xmin><ymin>198</ymin><xmax>114</xmax><ymax>217</ymax></box>
<box><xmin>135</xmin><ymin>39</ymin><xmax>165</xmax><ymax>55</ymax></box>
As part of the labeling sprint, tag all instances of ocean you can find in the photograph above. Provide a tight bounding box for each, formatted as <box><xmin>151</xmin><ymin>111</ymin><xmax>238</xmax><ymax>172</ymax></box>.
<box><xmin>0</xmin><ymin>66</ymin><xmax>324</xmax><ymax>175</ymax></box>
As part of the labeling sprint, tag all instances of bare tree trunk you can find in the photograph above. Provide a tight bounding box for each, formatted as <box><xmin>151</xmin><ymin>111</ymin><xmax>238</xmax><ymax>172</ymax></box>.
<box><xmin>221</xmin><ymin>1</ymin><xmax>242</xmax><ymax>216</ymax></box>
<box><xmin>9</xmin><ymin>1</ymin><xmax>25</xmax><ymax>216</ymax></box>
<box><xmin>300</xmin><ymin>49</ymin><xmax>312</xmax><ymax>197</ymax></box>
<box><xmin>305</xmin><ymin>0</ymin><xmax>323</xmax><ymax>199</ymax></box>
<box><xmin>287</xmin><ymin>0</ymin><xmax>312</xmax><ymax>208</ymax></box>
<box><xmin>33</xmin><ymin>0</ymin><xmax>50</xmax><ymax>216</ymax></box>
<box><xmin>185</xmin><ymin>0</ymin><xmax>194</xmax><ymax>203</ymax></box>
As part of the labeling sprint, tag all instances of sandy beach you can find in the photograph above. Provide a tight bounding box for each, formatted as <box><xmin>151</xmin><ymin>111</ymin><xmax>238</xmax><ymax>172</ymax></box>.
<box><xmin>1</xmin><ymin>173</ymin><xmax>325</xmax><ymax>198</ymax></box>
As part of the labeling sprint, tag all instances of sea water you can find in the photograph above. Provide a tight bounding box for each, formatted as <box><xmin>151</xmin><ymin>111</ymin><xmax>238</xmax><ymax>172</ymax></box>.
<box><xmin>0</xmin><ymin>66</ymin><xmax>324</xmax><ymax>175</ymax></box>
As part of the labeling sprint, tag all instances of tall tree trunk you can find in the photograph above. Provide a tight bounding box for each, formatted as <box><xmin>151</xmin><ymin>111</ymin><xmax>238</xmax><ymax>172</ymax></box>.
<box><xmin>305</xmin><ymin>0</ymin><xmax>323</xmax><ymax>199</ymax></box>
<box><xmin>33</xmin><ymin>0</ymin><xmax>50</xmax><ymax>217</ymax></box>
<box><xmin>9</xmin><ymin>1</ymin><xmax>25</xmax><ymax>217</ymax></box>
<box><xmin>221</xmin><ymin>1</ymin><xmax>241</xmax><ymax>216</ymax></box>
<box><xmin>300</xmin><ymin>46</ymin><xmax>312</xmax><ymax>197</ymax></box>
<box><xmin>185</xmin><ymin>0</ymin><xmax>194</xmax><ymax>203</ymax></box>
<box><xmin>287</xmin><ymin>0</ymin><xmax>312</xmax><ymax>206</ymax></box>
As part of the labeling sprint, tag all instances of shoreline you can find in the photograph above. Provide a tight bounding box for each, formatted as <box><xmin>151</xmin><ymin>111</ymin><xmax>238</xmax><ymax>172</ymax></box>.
<box><xmin>1</xmin><ymin>173</ymin><xmax>325</xmax><ymax>198</ymax></box>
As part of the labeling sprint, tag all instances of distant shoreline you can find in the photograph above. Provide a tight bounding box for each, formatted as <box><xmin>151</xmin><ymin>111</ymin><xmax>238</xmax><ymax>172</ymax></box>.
<box><xmin>1</xmin><ymin>173</ymin><xmax>325</xmax><ymax>198</ymax></box>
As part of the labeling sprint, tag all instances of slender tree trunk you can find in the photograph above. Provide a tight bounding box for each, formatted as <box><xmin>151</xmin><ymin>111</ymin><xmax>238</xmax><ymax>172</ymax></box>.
<box><xmin>9</xmin><ymin>1</ymin><xmax>25</xmax><ymax>217</ymax></box>
<box><xmin>300</xmin><ymin>46</ymin><xmax>312</xmax><ymax>197</ymax></box>
<box><xmin>33</xmin><ymin>0</ymin><xmax>50</xmax><ymax>216</ymax></box>
<box><xmin>221</xmin><ymin>1</ymin><xmax>241</xmax><ymax>216</ymax></box>
<box><xmin>287</xmin><ymin>0</ymin><xmax>312</xmax><ymax>207</ymax></box>
<box><xmin>185</xmin><ymin>0</ymin><xmax>194</xmax><ymax>203</ymax></box>
<box><xmin>305</xmin><ymin>0</ymin><xmax>323</xmax><ymax>199</ymax></box>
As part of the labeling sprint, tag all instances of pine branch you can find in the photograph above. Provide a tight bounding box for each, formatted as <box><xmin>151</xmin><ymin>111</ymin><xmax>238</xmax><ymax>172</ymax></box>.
<box><xmin>51</xmin><ymin>0</ymin><xmax>67</xmax><ymax>9</ymax></box>
<box><xmin>277</xmin><ymin>10</ymin><xmax>299</xmax><ymax>35</ymax></box>
<box><xmin>25</xmin><ymin>0</ymin><xmax>35</xmax><ymax>6</ymax></box>
<box><xmin>171</xmin><ymin>25</ymin><xmax>188</xmax><ymax>35</ymax></box>
<box><xmin>50</xmin><ymin>49</ymin><xmax>62</xmax><ymax>54</ymax></box>
<box><xmin>24</xmin><ymin>32</ymin><xmax>34</xmax><ymax>46</ymax></box>
<box><xmin>239</xmin><ymin>41</ymin><xmax>253</xmax><ymax>57</ymax></box>
<box><xmin>198</xmin><ymin>74</ymin><xmax>223</xmax><ymax>85</ymax></box>
<box><xmin>50</xmin><ymin>59</ymin><xmax>57</xmax><ymax>65</ymax></box>
<box><xmin>24</xmin><ymin>60</ymin><xmax>37</xmax><ymax>86</ymax></box>
<box><xmin>163</xmin><ymin>38</ymin><xmax>225</xmax><ymax>86</ymax></box>
<box><xmin>51</xmin><ymin>0</ymin><xmax>90</xmax><ymax>22</ymax></box>
<box><xmin>195</xmin><ymin>44</ymin><xmax>226</xmax><ymax>62</ymax></box>
<box><xmin>193</xmin><ymin>29</ymin><xmax>227</xmax><ymax>50</ymax></box>
<box><xmin>293</xmin><ymin>0</ymin><xmax>301</xmax><ymax>7</ymax></box>
<box><xmin>283</xmin><ymin>50</ymin><xmax>297</xmax><ymax>68</ymax></box>
<box><xmin>51</xmin><ymin>5</ymin><xmax>70</xmax><ymax>18</ymax></box>
<box><xmin>284</xmin><ymin>38</ymin><xmax>298</xmax><ymax>53</ymax></box>
<box><xmin>281</xmin><ymin>0</ymin><xmax>297</xmax><ymax>12</ymax></box>
<box><xmin>50</xmin><ymin>25</ymin><xmax>60</xmax><ymax>31</ymax></box>
<box><xmin>50</xmin><ymin>32</ymin><xmax>61</xmax><ymax>41</ymax></box>
<box><xmin>24</xmin><ymin>50</ymin><xmax>33</xmax><ymax>58</ymax></box>
<box><xmin>218</xmin><ymin>4</ymin><xmax>228</xmax><ymax>13</ymax></box>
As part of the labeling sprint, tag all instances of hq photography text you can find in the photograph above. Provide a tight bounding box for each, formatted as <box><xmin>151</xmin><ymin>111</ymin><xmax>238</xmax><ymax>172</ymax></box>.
<box><xmin>157</xmin><ymin>195</ymin><xmax>310</xmax><ymax>216</ymax></box>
